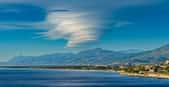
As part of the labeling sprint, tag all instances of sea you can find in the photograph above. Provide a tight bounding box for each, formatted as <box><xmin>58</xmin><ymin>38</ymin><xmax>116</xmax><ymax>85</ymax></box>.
<box><xmin>0</xmin><ymin>69</ymin><xmax>169</xmax><ymax>87</ymax></box>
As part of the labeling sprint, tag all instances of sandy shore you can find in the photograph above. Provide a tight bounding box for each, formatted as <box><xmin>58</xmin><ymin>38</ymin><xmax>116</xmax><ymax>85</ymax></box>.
<box><xmin>119</xmin><ymin>71</ymin><xmax>169</xmax><ymax>79</ymax></box>
<box><xmin>40</xmin><ymin>68</ymin><xmax>117</xmax><ymax>73</ymax></box>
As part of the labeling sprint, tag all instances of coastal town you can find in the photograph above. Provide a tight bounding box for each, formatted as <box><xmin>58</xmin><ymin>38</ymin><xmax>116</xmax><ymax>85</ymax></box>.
<box><xmin>116</xmin><ymin>60</ymin><xmax>169</xmax><ymax>79</ymax></box>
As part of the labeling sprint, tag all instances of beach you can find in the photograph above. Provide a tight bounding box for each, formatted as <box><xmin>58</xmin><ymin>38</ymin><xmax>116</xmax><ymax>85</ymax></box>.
<box><xmin>119</xmin><ymin>71</ymin><xmax>169</xmax><ymax>79</ymax></box>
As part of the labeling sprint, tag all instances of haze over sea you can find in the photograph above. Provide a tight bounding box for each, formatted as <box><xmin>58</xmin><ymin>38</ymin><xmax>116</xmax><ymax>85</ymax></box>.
<box><xmin>0</xmin><ymin>69</ymin><xmax>169</xmax><ymax>87</ymax></box>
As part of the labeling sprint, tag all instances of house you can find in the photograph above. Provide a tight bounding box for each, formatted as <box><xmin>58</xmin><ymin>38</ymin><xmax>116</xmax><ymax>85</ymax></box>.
<box><xmin>164</xmin><ymin>60</ymin><xmax>169</xmax><ymax>65</ymax></box>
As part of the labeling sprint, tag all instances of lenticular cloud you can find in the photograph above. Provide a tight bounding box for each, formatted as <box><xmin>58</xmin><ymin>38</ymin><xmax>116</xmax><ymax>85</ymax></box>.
<box><xmin>42</xmin><ymin>12</ymin><xmax>98</xmax><ymax>48</ymax></box>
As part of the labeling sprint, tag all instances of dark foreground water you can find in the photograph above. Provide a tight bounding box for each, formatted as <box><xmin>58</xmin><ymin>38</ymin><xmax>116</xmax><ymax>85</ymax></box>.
<box><xmin>0</xmin><ymin>69</ymin><xmax>169</xmax><ymax>87</ymax></box>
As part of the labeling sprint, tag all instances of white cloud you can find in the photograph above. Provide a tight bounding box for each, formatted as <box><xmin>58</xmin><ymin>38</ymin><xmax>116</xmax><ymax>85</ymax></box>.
<box><xmin>0</xmin><ymin>10</ymin><xmax>132</xmax><ymax>48</ymax></box>
<box><xmin>0</xmin><ymin>0</ymin><xmax>163</xmax><ymax>48</ymax></box>
<box><xmin>0</xmin><ymin>11</ymin><xmax>132</xmax><ymax>48</ymax></box>
<box><xmin>41</xmin><ymin>12</ymin><xmax>98</xmax><ymax>48</ymax></box>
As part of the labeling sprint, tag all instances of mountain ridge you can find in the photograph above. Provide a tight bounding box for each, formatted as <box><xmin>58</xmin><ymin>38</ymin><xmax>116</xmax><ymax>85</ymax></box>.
<box><xmin>125</xmin><ymin>44</ymin><xmax>169</xmax><ymax>63</ymax></box>
<box><xmin>3</xmin><ymin>44</ymin><xmax>169</xmax><ymax>65</ymax></box>
<box><xmin>5</xmin><ymin>48</ymin><xmax>132</xmax><ymax>65</ymax></box>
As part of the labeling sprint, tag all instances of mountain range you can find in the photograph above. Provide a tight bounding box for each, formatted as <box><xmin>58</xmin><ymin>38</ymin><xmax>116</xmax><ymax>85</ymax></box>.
<box><xmin>125</xmin><ymin>44</ymin><xmax>169</xmax><ymax>64</ymax></box>
<box><xmin>5</xmin><ymin>48</ymin><xmax>130</xmax><ymax>65</ymax></box>
<box><xmin>3</xmin><ymin>44</ymin><xmax>169</xmax><ymax>65</ymax></box>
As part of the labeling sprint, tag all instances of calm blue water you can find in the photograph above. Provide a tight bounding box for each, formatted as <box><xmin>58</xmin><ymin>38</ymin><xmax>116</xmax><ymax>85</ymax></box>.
<box><xmin>0</xmin><ymin>69</ymin><xmax>169</xmax><ymax>87</ymax></box>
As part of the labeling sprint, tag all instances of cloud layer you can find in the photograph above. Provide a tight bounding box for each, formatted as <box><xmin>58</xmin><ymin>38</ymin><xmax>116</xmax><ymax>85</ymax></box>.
<box><xmin>41</xmin><ymin>12</ymin><xmax>98</xmax><ymax>48</ymax></box>
<box><xmin>0</xmin><ymin>0</ymin><xmax>167</xmax><ymax>48</ymax></box>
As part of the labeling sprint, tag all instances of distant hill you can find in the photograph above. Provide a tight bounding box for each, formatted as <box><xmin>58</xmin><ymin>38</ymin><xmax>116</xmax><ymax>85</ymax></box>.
<box><xmin>71</xmin><ymin>48</ymin><xmax>129</xmax><ymax>65</ymax></box>
<box><xmin>5</xmin><ymin>48</ymin><xmax>131</xmax><ymax>66</ymax></box>
<box><xmin>125</xmin><ymin>44</ymin><xmax>169</xmax><ymax>64</ymax></box>
<box><xmin>7</xmin><ymin>53</ymin><xmax>75</xmax><ymax>66</ymax></box>
<box><xmin>4</xmin><ymin>44</ymin><xmax>169</xmax><ymax>66</ymax></box>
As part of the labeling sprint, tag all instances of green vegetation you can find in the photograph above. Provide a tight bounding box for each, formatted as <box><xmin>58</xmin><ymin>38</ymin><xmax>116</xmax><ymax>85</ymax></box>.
<box><xmin>119</xmin><ymin>60</ymin><xmax>169</xmax><ymax>75</ymax></box>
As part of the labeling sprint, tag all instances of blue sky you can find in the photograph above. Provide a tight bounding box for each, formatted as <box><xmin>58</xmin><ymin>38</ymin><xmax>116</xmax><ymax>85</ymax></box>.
<box><xmin>0</xmin><ymin>0</ymin><xmax>169</xmax><ymax>61</ymax></box>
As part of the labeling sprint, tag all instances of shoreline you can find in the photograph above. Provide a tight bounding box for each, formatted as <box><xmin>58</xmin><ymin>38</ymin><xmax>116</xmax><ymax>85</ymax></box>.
<box><xmin>0</xmin><ymin>67</ymin><xmax>116</xmax><ymax>73</ymax></box>
<box><xmin>119</xmin><ymin>71</ymin><xmax>169</xmax><ymax>79</ymax></box>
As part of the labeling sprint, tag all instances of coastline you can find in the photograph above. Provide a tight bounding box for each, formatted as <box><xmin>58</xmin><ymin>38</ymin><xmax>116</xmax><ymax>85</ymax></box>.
<box><xmin>1</xmin><ymin>67</ymin><xmax>169</xmax><ymax>79</ymax></box>
<box><xmin>119</xmin><ymin>71</ymin><xmax>169</xmax><ymax>79</ymax></box>
<box><xmin>0</xmin><ymin>67</ymin><xmax>116</xmax><ymax>73</ymax></box>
